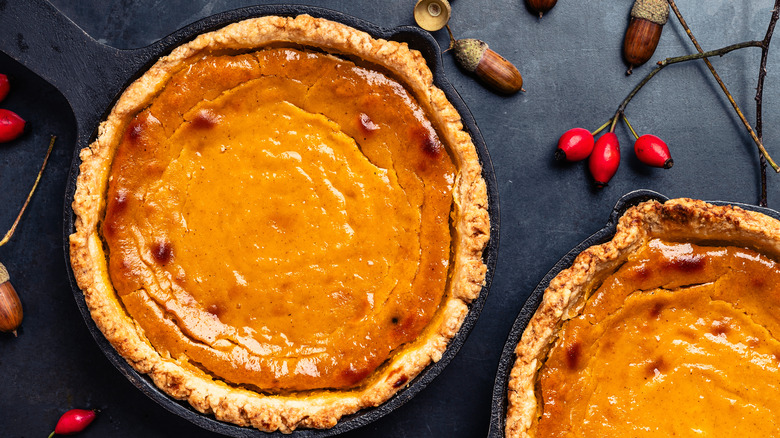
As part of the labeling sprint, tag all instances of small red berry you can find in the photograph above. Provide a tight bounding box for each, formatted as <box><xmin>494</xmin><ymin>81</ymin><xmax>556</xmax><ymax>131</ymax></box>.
<box><xmin>555</xmin><ymin>127</ymin><xmax>594</xmax><ymax>162</ymax></box>
<box><xmin>634</xmin><ymin>134</ymin><xmax>673</xmax><ymax>168</ymax></box>
<box><xmin>0</xmin><ymin>109</ymin><xmax>26</xmax><ymax>143</ymax></box>
<box><xmin>589</xmin><ymin>132</ymin><xmax>620</xmax><ymax>187</ymax></box>
<box><xmin>0</xmin><ymin>74</ymin><xmax>9</xmax><ymax>103</ymax></box>
<box><xmin>48</xmin><ymin>409</ymin><xmax>97</xmax><ymax>437</ymax></box>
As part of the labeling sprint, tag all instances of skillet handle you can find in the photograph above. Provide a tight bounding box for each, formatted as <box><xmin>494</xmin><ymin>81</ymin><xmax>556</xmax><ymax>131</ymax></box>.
<box><xmin>0</xmin><ymin>0</ymin><xmax>149</xmax><ymax>143</ymax></box>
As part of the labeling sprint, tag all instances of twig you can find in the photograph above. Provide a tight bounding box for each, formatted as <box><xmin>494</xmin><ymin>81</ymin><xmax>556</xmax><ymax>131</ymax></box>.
<box><xmin>607</xmin><ymin>41</ymin><xmax>766</xmax><ymax>136</ymax></box>
<box><xmin>668</xmin><ymin>0</ymin><xmax>780</xmax><ymax>205</ymax></box>
<box><xmin>0</xmin><ymin>136</ymin><xmax>55</xmax><ymax>247</ymax></box>
<box><xmin>755</xmin><ymin>0</ymin><xmax>780</xmax><ymax>207</ymax></box>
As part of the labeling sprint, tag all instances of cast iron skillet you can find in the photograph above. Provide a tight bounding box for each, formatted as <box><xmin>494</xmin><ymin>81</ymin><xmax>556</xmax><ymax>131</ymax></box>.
<box><xmin>0</xmin><ymin>1</ymin><xmax>500</xmax><ymax>436</ymax></box>
<box><xmin>486</xmin><ymin>189</ymin><xmax>780</xmax><ymax>438</ymax></box>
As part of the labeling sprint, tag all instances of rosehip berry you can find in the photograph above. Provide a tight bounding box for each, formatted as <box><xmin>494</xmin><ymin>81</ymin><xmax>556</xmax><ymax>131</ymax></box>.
<box><xmin>0</xmin><ymin>74</ymin><xmax>9</xmax><ymax>103</ymax></box>
<box><xmin>589</xmin><ymin>132</ymin><xmax>620</xmax><ymax>187</ymax></box>
<box><xmin>634</xmin><ymin>134</ymin><xmax>673</xmax><ymax>168</ymax></box>
<box><xmin>0</xmin><ymin>109</ymin><xmax>26</xmax><ymax>143</ymax></box>
<box><xmin>48</xmin><ymin>409</ymin><xmax>97</xmax><ymax>437</ymax></box>
<box><xmin>555</xmin><ymin>127</ymin><xmax>594</xmax><ymax>162</ymax></box>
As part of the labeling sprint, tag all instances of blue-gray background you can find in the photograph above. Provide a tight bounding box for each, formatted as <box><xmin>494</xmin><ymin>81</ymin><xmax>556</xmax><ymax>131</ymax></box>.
<box><xmin>1</xmin><ymin>0</ymin><xmax>778</xmax><ymax>436</ymax></box>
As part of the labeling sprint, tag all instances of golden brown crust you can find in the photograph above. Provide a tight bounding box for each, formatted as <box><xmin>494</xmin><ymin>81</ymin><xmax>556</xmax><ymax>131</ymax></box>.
<box><xmin>70</xmin><ymin>15</ymin><xmax>488</xmax><ymax>433</ymax></box>
<box><xmin>505</xmin><ymin>198</ymin><xmax>780</xmax><ymax>438</ymax></box>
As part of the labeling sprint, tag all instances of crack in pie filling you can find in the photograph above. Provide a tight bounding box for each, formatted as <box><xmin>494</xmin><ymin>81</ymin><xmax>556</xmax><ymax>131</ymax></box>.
<box><xmin>70</xmin><ymin>15</ymin><xmax>489</xmax><ymax>432</ymax></box>
<box><xmin>507</xmin><ymin>199</ymin><xmax>780</xmax><ymax>437</ymax></box>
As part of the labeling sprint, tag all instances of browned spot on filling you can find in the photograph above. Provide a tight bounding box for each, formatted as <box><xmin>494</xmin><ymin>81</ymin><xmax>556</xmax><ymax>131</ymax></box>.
<box><xmin>341</xmin><ymin>363</ymin><xmax>373</xmax><ymax>387</ymax></box>
<box><xmin>112</xmin><ymin>189</ymin><xmax>129</xmax><ymax>214</ymax></box>
<box><xmin>752</xmin><ymin>277</ymin><xmax>767</xmax><ymax>290</ymax></box>
<box><xmin>645</xmin><ymin>356</ymin><xmax>667</xmax><ymax>378</ymax></box>
<box><xmin>152</xmin><ymin>240</ymin><xmax>173</xmax><ymax>265</ymax></box>
<box><xmin>207</xmin><ymin>303</ymin><xmax>225</xmax><ymax>319</ymax></box>
<box><xmin>358</xmin><ymin>112</ymin><xmax>379</xmax><ymax>134</ymax></box>
<box><xmin>711</xmin><ymin>319</ymin><xmax>730</xmax><ymax>337</ymax></box>
<box><xmin>422</xmin><ymin>134</ymin><xmax>443</xmax><ymax>157</ymax></box>
<box><xmin>411</xmin><ymin>126</ymin><xmax>442</xmax><ymax>158</ymax></box>
<box><xmin>665</xmin><ymin>254</ymin><xmax>705</xmax><ymax>273</ymax></box>
<box><xmin>392</xmin><ymin>313</ymin><xmax>421</xmax><ymax>339</ymax></box>
<box><xmin>174</xmin><ymin>269</ymin><xmax>187</xmax><ymax>286</ymax></box>
<box><xmin>649</xmin><ymin>300</ymin><xmax>664</xmax><ymax>318</ymax></box>
<box><xmin>191</xmin><ymin>108</ymin><xmax>221</xmax><ymax>129</ymax></box>
<box><xmin>102</xmin><ymin>219</ymin><xmax>118</xmax><ymax>239</ymax></box>
<box><xmin>103</xmin><ymin>192</ymin><xmax>129</xmax><ymax>239</ymax></box>
<box><xmin>565</xmin><ymin>343</ymin><xmax>581</xmax><ymax>370</ymax></box>
<box><xmin>127</xmin><ymin>119</ymin><xmax>145</xmax><ymax>142</ymax></box>
<box><xmin>388</xmin><ymin>313</ymin><xmax>425</xmax><ymax>348</ymax></box>
<box><xmin>631</xmin><ymin>264</ymin><xmax>650</xmax><ymax>281</ymax></box>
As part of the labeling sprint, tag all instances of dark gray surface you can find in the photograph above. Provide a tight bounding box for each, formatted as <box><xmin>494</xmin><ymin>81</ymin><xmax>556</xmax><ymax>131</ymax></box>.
<box><xmin>1</xmin><ymin>0</ymin><xmax>779</xmax><ymax>437</ymax></box>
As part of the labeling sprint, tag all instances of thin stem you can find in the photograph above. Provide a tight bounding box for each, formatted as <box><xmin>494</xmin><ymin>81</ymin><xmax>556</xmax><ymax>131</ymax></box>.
<box><xmin>667</xmin><ymin>0</ymin><xmax>759</xmax><ymax>149</ymax></box>
<box><xmin>0</xmin><ymin>135</ymin><xmax>56</xmax><ymax>247</ymax></box>
<box><xmin>659</xmin><ymin>44</ymin><xmax>778</xmax><ymax>172</ymax></box>
<box><xmin>617</xmin><ymin>41</ymin><xmax>762</xmax><ymax>114</ymax></box>
<box><xmin>609</xmin><ymin>112</ymin><xmax>620</xmax><ymax>133</ymax></box>
<box><xmin>445</xmin><ymin>25</ymin><xmax>456</xmax><ymax>51</ymax></box>
<box><xmin>612</xmin><ymin>40</ymin><xmax>778</xmax><ymax>170</ymax></box>
<box><xmin>659</xmin><ymin>41</ymin><xmax>765</xmax><ymax>67</ymax></box>
<box><xmin>669</xmin><ymin>0</ymin><xmax>779</xmax><ymax>205</ymax></box>
<box><xmin>591</xmin><ymin>120</ymin><xmax>611</xmax><ymax>136</ymax></box>
<box><xmin>616</xmin><ymin>64</ymin><xmax>660</xmax><ymax>114</ymax></box>
<box><xmin>623</xmin><ymin>114</ymin><xmax>639</xmax><ymax>140</ymax></box>
<box><xmin>755</xmin><ymin>0</ymin><xmax>780</xmax><ymax>207</ymax></box>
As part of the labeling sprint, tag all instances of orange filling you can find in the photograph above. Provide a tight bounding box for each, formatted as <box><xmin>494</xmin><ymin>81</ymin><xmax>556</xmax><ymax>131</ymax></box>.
<box><xmin>102</xmin><ymin>48</ymin><xmax>455</xmax><ymax>392</ymax></box>
<box><xmin>536</xmin><ymin>239</ymin><xmax>780</xmax><ymax>436</ymax></box>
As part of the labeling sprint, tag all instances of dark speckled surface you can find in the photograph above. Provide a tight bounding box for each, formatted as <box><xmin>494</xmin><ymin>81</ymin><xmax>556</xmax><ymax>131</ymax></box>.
<box><xmin>1</xmin><ymin>0</ymin><xmax>779</xmax><ymax>437</ymax></box>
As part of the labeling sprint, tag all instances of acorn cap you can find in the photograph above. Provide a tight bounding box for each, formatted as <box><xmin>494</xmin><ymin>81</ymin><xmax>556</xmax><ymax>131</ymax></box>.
<box><xmin>453</xmin><ymin>39</ymin><xmax>488</xmax><ymax>73</ymax></box>
<box><xmin>630</xmin><ymin>0</ymin><xmax>669</xmax><ymax>25</ymax></box>
<box><xmin>0</xmin><ymin>262</ymin><xmax>8</xmax><ymax>284</ymax></box>
<box><xmin>414</xmin><ymin>0</ymin><xmax>452</xmax><ymax>32</ymax></box>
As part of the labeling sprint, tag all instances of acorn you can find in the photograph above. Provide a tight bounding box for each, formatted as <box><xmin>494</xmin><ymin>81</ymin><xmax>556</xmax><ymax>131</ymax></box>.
<box><xmin>0</xmin><ymin>136</ymin><xmax>56</xmax><ymax>337</ymax></box>
<box><xmin>0</xmin><ymin>262</ymin><xmax>22</xmax><ymax>336</ymax></box>
<box><xmin>623</xmin><ymin>0</ymin><xmax>669</xmax><ymax>75</ymax></box>
<box><xmin>447</xmin><ymin>27</ymin><xmax>524</xmax><ymax>95</ymax></box>
<box><xmin>526</xmin><ymin>0</ymin><xmax>558</xmax><ymax>18</ymax></box>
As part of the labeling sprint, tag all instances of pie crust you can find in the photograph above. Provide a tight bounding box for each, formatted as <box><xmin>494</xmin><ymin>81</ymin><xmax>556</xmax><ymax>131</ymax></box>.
<box><xmin>69</xmin><ymin>15</ymin><xmax>489</xmax><ymax>432</ymax></box>
<box><xmin>506</xmin><ymin>198</ymin><xmax>780</xmax><ymax>437</ymax></box>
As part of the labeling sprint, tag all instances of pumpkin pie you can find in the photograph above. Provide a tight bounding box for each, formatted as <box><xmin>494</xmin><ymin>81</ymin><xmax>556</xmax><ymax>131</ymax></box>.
<box><xmin>70</xmin><ymin>15</ymin><xmax>489</xmax><ymax>432</ymax></box>
<box><xmin>506</xmin><ymin>198</ymin><xmax>780</xmax><ymax>437</ymax></box>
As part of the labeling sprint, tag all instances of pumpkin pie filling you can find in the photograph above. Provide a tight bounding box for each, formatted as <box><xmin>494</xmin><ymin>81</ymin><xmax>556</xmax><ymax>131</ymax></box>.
<box><xmin>72</xmin><ymin>16</ymin><xmax>489</xmax><ymax>431</ymax></box>
<box><xmin>102</xmin><ymin>48</ymin><xmax>456</xmax><ymax>392</ymax></box>
<box><xmin>535</xmin><ymin>238</ymin><xmax>780</xmax><ymax>436</ymax></box>
<box><xmin>506</xmin><ymin>200</ymin><xmax>780</xmax><ymax>437</ymax></box>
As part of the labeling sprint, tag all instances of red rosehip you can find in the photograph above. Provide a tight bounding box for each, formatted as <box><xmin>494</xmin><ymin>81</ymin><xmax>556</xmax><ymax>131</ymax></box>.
<box><xmin>555</xmin><ymin>127</ymin><xmax>594</xmax><ymax>162</ymax></box>
<box><xmin>634</xmin><ymin>134</ymin><xmax>673</xmax><ymax>168</ymax></box>
<box><xmin>0</xmin><ymin>74</ymin><xmax>9</xmax><ymax>103</ymax></box>
<box><xmin>48</xmin><ymin>409</ymin><xmax>97</xmax><ymax>437</ymax></box>
<box><xmin>589</xmin><ymin>132</ymin><xmax>620</xmax><ymax>187</ymax></box>
<box><xmin>0</xmin><ymin>109</ymin><xmax>26</xmax><ymax>143</ymax></box>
